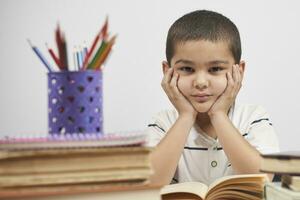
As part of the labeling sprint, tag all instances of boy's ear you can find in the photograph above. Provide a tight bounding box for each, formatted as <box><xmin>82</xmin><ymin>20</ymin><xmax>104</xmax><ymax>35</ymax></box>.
<box><xmin>238</xmin><ymin>60</ymin><xmax>246</xmax><ymax>80</ymax></box>
<box><xmin>162</xmin><ymin>61</ymin><xmax>171</xmax><ymax>75</ymax></box>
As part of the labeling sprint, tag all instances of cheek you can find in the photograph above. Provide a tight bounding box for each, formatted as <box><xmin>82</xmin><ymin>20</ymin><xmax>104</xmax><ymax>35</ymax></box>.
<box><xmin>214</xmin><ymin>76</ymin><xmax>227</xmax><ymax>94</ymax></box>
<box><xmin>177</xmin><ymin>77</ymin><xmax>190</xmax><ymax>95</ymax></box>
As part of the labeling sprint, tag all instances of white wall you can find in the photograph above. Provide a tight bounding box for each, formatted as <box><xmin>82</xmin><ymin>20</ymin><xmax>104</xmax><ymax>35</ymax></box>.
<box><xmin>0</xmin><ymin>0</ymin><xmax>299</xmax><ymax>151</ymax></box>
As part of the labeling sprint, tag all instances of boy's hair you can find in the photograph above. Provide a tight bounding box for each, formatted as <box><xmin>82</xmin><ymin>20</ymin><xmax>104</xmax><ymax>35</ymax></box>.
<box><xmin>166</xmin><ymin>10</ymin><xmax>241</xmax><ymax>64</ymax></box>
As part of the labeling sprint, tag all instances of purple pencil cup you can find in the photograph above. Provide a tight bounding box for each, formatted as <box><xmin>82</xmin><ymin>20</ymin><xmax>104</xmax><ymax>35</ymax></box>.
<box><xmin>48</xmin><ymin>71</ymin><xmax>103</xmax><ymax>135</ymax></box>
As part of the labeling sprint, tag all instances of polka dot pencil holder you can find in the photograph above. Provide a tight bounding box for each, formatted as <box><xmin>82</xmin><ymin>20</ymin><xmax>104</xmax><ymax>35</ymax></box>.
<box><xmin>48</xmin><ymin>71</ymin><xmax>103</xmax><ymax>135</ymax></box>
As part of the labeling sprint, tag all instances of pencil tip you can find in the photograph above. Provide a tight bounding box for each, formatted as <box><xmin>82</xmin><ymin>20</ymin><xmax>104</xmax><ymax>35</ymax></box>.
<box><xmin>26</xmin><ymin>39</ymin><xmax>33</xmax><ymax>47</ymax></box>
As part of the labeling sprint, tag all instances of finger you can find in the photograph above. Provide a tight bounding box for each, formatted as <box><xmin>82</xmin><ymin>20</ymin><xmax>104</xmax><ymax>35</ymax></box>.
<box><xmin>170</xmin><ymin>71</ymin><xmax>178</xmax><ymax>87</ymax></box>
<box><xmin>234</xmin><ymin>64</ymin><xmax>240</xmax><ymax>86</ymax></box>
<box><xmin>165</xmin><ymin>67</ymin><xmax>174</xmax><ymax>83</ymax></box>
<box><xmin>161</xmin><ymin>68</ymin><xmax>174</xmax><ymax>89</ymax></box>
<box><xmin>236</xmin><ymin>65</ymin><xmax>242</xmax><ymax>90</ymax></box>
<box><xmin>238</xmin><ymin>67</ymin><xmax>243</xmax><ymax>90</ymax></box>
<box><xmin>225</xmin><ymin>71</ymin><xmax>235</xmax><ymax>96</ymax></box>
<box><xmin>170</xmin><ymin>72</ymin><xmax>181</xmax><ymax>96</ymax></box>
<box><xmin>232</xmin><ymin>65</ymin><xmax>241</xmax><ymax>93</ymax></box>
<box><xmin>232</xmin><ymin>64</ymin><xmax>238</xmax><ymax>82</ymax></box>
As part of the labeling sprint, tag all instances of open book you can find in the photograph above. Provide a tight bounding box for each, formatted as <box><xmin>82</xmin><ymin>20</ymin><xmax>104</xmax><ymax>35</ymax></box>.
<box><xmin>161</xmin><ymin>174</ymin><xmax>268</xmax><ymax>200</ymax></box>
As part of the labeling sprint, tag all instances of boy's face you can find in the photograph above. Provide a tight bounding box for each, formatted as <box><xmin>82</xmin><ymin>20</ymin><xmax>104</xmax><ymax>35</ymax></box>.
<box><xmin>164</xmin><ymin>40</ymin><xmax>244</xmax><ymax>113</ymax></box>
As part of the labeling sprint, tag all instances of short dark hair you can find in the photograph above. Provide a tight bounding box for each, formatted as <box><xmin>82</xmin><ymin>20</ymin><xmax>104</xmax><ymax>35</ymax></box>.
<box><xmin>166</xmin><ymin>10</ymin><xmax>241</xmax><ymax>64</ymax></box>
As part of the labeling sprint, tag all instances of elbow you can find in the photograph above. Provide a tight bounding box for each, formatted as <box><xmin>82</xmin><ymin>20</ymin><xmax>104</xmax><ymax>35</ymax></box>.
<box><xmin>232</xmin><ymin>156</ymin><xmax>263</xmax><ymax>175</ymax></box>
<box><xmin>149</xmin><ymin>171</ymin><xmax>171</xmax><ymax>186</ymax></box>
<box><xmin>149</xmin><ymin>152</ymin><xmax>173</xmax><ymax>186</ymax></box>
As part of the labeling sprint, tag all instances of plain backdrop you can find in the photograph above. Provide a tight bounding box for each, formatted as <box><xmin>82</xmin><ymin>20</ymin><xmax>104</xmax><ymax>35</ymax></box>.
<box><xmin>0</xmin><ymin>0</ymin><xmax>299</xmax><ymax>151</ymax></box>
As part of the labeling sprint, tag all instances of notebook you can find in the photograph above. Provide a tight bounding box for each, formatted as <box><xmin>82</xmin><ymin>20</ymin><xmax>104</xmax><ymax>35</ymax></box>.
<box><xmin>0</xmin><ymin>132</ymin><xmax>147</xmax><ymax>150</ymax></box>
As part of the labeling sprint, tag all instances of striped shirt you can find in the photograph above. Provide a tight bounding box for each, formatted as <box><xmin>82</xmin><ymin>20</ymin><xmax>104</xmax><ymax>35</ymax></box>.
<box><xmin>146</xmin><ymin>104</ymin><xmax>280</xmax><ymax>185</ymax></box>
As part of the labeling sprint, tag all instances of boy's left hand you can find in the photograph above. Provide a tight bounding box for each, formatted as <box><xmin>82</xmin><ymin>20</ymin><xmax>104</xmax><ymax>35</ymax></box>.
<box><xmin>208</xmin><ymin>64</ymin><xmax>243</xmax><ymax>117</ymax></box>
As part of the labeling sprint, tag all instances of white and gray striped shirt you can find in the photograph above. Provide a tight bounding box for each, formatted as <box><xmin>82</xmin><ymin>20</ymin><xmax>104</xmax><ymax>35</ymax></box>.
<box><xmin>146</xmin><ymin>104</ymin><xmax>280</xmax><ymax>185</ymax></box>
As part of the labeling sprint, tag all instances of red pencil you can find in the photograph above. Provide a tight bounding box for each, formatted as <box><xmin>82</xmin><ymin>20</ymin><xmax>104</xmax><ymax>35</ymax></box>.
<box><xmin>82</xmin><ymin>16</ymin><xmax>109</xmax><ymax>70</ymax></box>
<box><xmin>46</xmin><ymin>43</ymin><xmax>62</xmax><ymax>70</ymax></box>
<box><xmin>55</xmin><ymin>23</ymin><xmax>65</xmax><ymax>70</ymax></box>
<box><xmin>61</xmin><ymin>33</ymin><xmax>69</xmax><ymax>70</ymax></box>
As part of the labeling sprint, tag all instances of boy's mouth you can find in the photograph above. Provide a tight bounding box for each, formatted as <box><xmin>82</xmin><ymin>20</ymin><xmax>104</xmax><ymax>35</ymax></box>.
<box><xmin>191</xmin><ymin>94</ymin><xmax>212</xmax><ymax>103</ymax></box>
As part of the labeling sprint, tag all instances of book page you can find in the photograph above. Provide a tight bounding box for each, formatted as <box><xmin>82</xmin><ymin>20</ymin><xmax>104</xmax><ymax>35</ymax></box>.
<box><xmin>0</xmin><ymin>181</ymin><xmax>161</xmax><ymax>199</ymax></box>
<box><xmin>205</xmin><ymin>174</ymin><xmax>267</xmax><ymax>200</ymax></box>
<box><xmin>207</xmin><ymin>174</ymin><xmax>267</xmax><ymax>191</ymax></box>
<box><xmin>0</xmin><ymin>150</ymin><xmax>150</xmax><ymax>174</ymax></box>
<box><xmin>0</xmin><ymin>167</ymin><xmax>151</xmax><ymax>187</ymax></box>
<box><xmin>160</xmin><ymin>182</ymin><xmax>208</xmax><ymax>199</ymax></box>
<box><xmin>206</xmin><ymin>190</ymin><xmax>262</xmax><ymax>200</ymax></box>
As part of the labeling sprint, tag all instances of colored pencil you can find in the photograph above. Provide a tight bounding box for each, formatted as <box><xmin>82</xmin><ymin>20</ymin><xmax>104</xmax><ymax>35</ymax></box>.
<box><xmin>88</xmin><ymin>35</ymin><xmax>108</xmax><ymax>69</ymax></box>
<box><xmin>79</xmin><ymin>47</ymin><xmax>84</xmax><ymax>68</ymax></box>
<box><xmin>61</xmin><ymin>33</ymin><xmax>69</xmax><ymax>70</ymax></box>
<box><xmin>27</xmin><ymin>39</ymin><xmax>53</xmax><ymax>72</ymax></box>
<box><xmin>55</xmin><ymin>24</ymin><xmax>69</xmax><ymax>70</ymax></box>
<box><xmin>82</xmin><ymin>17</ymin><xmax>109</xmax><ymax>70</ymax></box>
<box><xmin>29</xmin><ymin>17</ymin><xmax>115</xmax><ymax>72</ymax></box>
<box><xmin>73</xmin><ymin>47</ymin><xmax>78</xmax><ymax>71</ymax></box>
<box><xmin>94</xmin><ymin>35</ymin><xmax>116</xmax><ymax>70</ymax></box>
<box><xmin>77</xmin><ymin>47</ymin><xmax>82</xmax><ymax>69</ymax></box>
<box><xmin>46</xmin><ymin>43</ymin><xmax>62</xmax><ymax>69</ymax></box>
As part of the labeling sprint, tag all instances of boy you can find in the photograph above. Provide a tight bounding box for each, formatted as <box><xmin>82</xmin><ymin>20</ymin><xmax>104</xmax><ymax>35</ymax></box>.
<box><xmin>147</xmin><ymin>10</ymin><xmax>279</xmax><ymax>185</ymax></box>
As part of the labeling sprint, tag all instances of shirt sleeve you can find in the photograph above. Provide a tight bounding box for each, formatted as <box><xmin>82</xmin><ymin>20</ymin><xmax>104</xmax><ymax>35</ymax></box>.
<box><xmin>145</xmin><ymin>110</ymin><xmax>180</xmax><ymax>184</ymax></box>
<box><xmin>245</xmin><ymin>106</ymin><xmax>280</xmax><ymax>154</ymax></box>
<box><xmin>145</xmin><ymin>110</ymin><xmax>176</xmax><ymax>147</ymax></box>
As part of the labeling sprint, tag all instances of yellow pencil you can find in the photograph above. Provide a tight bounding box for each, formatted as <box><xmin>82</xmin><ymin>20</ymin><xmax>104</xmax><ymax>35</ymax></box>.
<box><xmin>94</xmin><ymin>35</ymin><xmax>117</xmax><ymax>70</ymax></box>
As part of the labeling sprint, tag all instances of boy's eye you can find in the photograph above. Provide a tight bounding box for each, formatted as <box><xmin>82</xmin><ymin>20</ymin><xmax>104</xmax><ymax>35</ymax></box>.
<box><xmin>209</xmin><ymin>66</ymin><xmax>223</xmax><ymax>73</ymax></box>
<box><xmin>178</xmin><ymin>66</ymin><xmax>194</xmax><ymax>73</ymax></box>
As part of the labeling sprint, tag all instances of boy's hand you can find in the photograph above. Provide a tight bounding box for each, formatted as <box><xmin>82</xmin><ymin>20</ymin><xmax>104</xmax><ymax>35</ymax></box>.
<box><xmin>161</xmin><ymin>68</ymin><xmax>197</xmax><ymax>120</ymax></box>
<box><xmin>208</xmin><ymin>64</ymin><xmax>243</xmax><ymax>117</ymax></box>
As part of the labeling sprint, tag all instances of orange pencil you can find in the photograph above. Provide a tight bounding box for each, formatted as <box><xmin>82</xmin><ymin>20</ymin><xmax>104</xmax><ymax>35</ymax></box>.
<box><xmin>94</xmin><ymin>35</ymin><xmax>116</xmax><ymax>70</ymax></box>
<box><xmin>87</xmin><ymin>33</ymin><xmax>109</xmax><ymax>69</ymax></box>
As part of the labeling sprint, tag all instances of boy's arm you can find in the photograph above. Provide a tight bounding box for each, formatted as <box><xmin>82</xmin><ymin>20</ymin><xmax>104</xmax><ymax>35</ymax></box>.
<box><xmin>149</xmin><ymin>114</ymin><xmax>194</xmax><ymax>185</ymax></box>
<box><xmin>210</xmin><ymin>113</ymin><xmax>274</xmax><ymax>181</ymax></box>
<box><xmin>210</xmin><ymin>113</ymin><xmax>265</xmax><ymax>174</ymax></box>
<box><xmin>149</xmin><ymin>66</ymin><xmax>197</xmax><ymax>185</ymax></box>
<box><xmin>209</xmin><ymin>64</ymin><xmax>273</xmax><ymax>180</ymax></box>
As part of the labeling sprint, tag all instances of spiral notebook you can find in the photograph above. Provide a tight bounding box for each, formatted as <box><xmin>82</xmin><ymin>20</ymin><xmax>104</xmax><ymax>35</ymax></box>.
<box><xmin>0</xmin><ymin>132</ymin><xmax>147</xmax><ymax>150</ymax></box>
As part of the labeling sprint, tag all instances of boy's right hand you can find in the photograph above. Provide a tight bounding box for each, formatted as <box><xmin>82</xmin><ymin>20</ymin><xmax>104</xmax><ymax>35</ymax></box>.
<box><xmin>161</xmin><ymin>67</ymin><xmax>197</xmax><ymax>121</ymax></box>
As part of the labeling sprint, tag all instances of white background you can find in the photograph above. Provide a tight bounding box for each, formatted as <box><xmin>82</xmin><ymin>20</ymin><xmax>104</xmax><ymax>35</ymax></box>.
<box><xmin>0</xmin><ymin>0</ymin><xmax>299</xmax><ymax>151</ymax></box>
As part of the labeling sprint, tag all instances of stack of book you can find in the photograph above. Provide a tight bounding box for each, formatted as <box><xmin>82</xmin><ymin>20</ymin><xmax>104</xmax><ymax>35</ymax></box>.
<box><xmin>260</xmin><ymin>151</ymin><xmax>300</xmax><ymax>200</ymax></box>
<box><xmin>0</xmin><ymin>133</ymin><xmax>162</xmax><ymax>200</ymax></box>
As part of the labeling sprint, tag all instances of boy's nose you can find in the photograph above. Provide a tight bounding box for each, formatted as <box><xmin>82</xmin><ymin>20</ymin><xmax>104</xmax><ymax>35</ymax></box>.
<box><xmin>193</xmin><ymin>73</ymin><xmax>208</xmax><ymax>89</ymax></box>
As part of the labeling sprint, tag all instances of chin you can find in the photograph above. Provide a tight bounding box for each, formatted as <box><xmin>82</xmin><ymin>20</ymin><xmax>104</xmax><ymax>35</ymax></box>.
<box><xmin>191</xmin><ymin>102</ymin><xmax>212</xmax><ymax>113</ymax></box>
